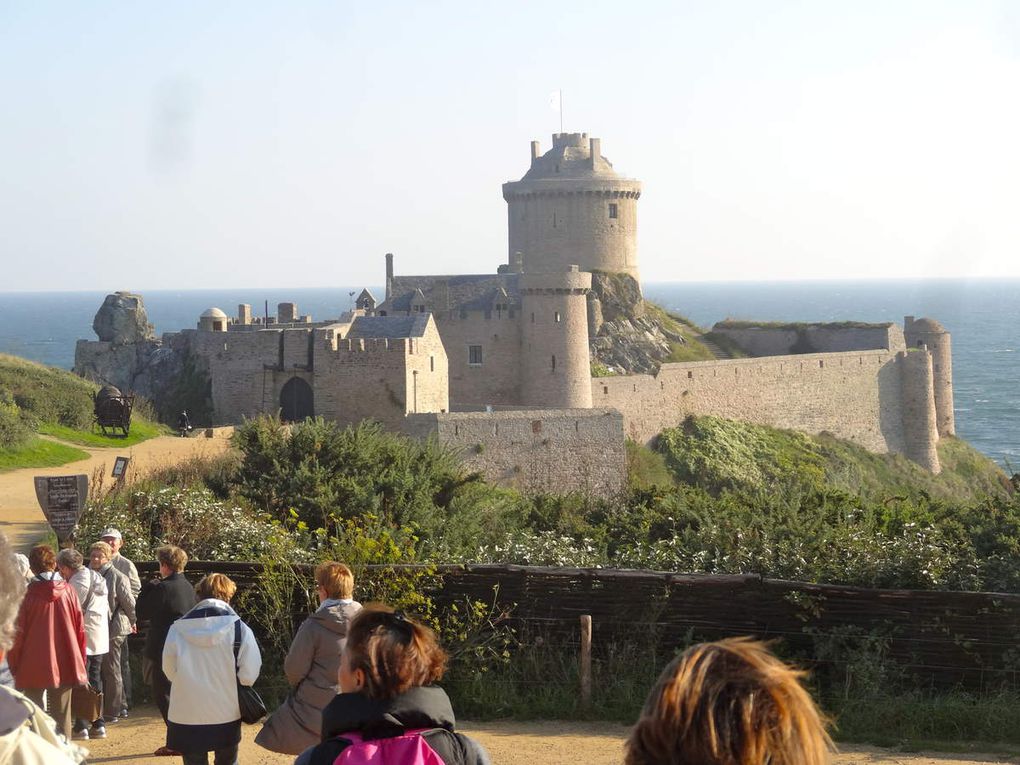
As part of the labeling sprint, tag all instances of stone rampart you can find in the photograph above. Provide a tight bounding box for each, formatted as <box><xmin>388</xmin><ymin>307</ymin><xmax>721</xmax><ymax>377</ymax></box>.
<box><xmin>595</xmin><ymin>350</ymin><xmax>917</xmax><ymax>459</ymax></box>
<box><xmin>404</xmin><ymin>409</ymin><xmax>626</xmax><ymax>495</ymax></box>
<box><xmin>712</xmin><ymin>324</ymin><xmax>906</xmax><ymax>357</ymax></box>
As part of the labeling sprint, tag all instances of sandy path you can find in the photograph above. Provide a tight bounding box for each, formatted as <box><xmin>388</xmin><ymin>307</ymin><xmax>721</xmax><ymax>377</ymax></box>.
<box><xmin>79</xmin><ymin>708</ymin><xmax>1018</xmax><ymax>764</ymax></box>
<box><xmin>0</xmin><ymin>430</ymin><xmax>233</xmax><ymax>553</ymax></box>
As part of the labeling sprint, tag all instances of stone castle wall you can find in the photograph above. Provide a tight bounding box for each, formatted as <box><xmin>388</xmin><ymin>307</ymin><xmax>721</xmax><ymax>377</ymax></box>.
<box><xmin>595</xmin><ymin>350</ymin><xmax>939</xmax><ymax>466</ymax></box>
<box><xmin>712</xmin><ymin>324</ymin><xmax>906</xmax><ymax>357</ymax></box>
<box><xmin>404</xmin><ymin>408</ymin><xmax>626</xmax><ymax>495</ymax></box>
<box><xmin>431</xmin><ymin>310</ymin><xmax>523</xmax><ymax>408</ymax></box>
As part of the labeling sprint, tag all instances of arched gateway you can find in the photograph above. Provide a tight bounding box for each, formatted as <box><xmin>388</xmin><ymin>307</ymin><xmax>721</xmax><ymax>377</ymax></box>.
<box><xmin>279</xmin><ymin>377</ymin><xmax>313</xmax><ymax>422</ymax></box>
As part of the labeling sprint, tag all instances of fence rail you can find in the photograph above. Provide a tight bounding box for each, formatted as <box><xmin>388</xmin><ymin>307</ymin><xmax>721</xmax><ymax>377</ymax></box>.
<box><xmin>136</xmin><ymin>561</ymin><xmax>1020</xmax><ymax>690</ymax></box>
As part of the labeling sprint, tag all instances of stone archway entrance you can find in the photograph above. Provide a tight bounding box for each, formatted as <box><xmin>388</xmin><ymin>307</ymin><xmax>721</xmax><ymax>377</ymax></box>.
<box><xmin>280</xmin><ymin>377</ymin><xmax>314</xmax><ymax>422</ymax></box>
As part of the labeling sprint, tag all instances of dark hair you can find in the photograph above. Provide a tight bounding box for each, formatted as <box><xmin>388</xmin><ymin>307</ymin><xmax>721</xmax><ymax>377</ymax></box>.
<box><xmin>345</xmin><ymin>604</ymin><xmax>447</xmax><ymax>701</ymax></box>
<box><xmin>626</xmin><ymin>638</ymin><xmax>832</xmax><ymax>765</ymax></box>
<box><xmin>28</xmin><ymin>544</ymin><xmax>56</xmax><ymax>575</ymax></box>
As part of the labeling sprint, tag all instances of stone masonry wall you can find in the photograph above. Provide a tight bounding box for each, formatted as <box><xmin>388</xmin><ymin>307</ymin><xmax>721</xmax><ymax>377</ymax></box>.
<box><xmin>403</xmin><ymin>408</ymin><xmax>626</xmax><ymax>496</ymax></box>
<box><xmin>595</xmin><ymin>350</ymin><xmax>910</xmax><ymax>456</ymax></box>
<box><xmin>432</xmin><ymin>310</ymin><xmax>523</xmax><ymax>408</ymax></box>
<box><xmin>712</xmin><ymin>325</ymin><xmax>906</xmax><ymax>357</ymax></box>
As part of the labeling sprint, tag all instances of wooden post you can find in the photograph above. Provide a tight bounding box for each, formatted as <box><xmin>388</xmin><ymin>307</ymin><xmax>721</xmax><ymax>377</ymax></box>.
<box><xmin>579</xmin><ymin>614</ymin><xmax>592</xmax><ymax>709</ymax></box>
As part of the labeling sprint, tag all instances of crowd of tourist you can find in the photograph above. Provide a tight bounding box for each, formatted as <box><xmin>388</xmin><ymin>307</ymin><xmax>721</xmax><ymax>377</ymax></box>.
<box><xmin>0</xmin><ymin>527</ymin><xmax>834</xmax><ymax>764</ymax></box>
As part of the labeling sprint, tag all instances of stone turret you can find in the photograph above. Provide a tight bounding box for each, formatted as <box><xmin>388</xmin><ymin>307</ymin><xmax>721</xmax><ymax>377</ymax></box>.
<box><xmin>519</xmin><ymin>265</ymin><xmax>593</xmax><ymax>409</ymax></box>
<box><xmin>898</xmin><ymin>348</ymin><xmax>941</xmax><ymax>474</ymax></box>
<box><xmin>198</xmin><ymin>307</ymin><xmax>228</xmax><ymax>332</ymax></box>
<box><xmin>904</xmin><ymin>316</ymin><xmax>954</xmax><ymax>436</ymax></box>
<box><xmin>503</xmin><ymin>133</ymin><xmax>641</xmax><ymax>281</ymax></box>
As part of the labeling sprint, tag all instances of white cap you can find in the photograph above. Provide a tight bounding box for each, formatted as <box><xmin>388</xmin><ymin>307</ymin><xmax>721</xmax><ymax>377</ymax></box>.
<box><xmin>100</xmin><ymin>528</ymin><xmax>123</xmax><ymax>541</ymax></box>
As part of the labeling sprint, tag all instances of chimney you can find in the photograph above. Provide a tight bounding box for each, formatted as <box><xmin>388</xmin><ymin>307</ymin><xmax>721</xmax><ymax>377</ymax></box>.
<box><xmin>530</xmin><ymin>141</ymin><xmax>540</xmax><ymax>167</ymax></box>
<box><xmin>589</xmin><ymin>137</ymin><xmax>601</xmax><ymax>169</ymax></box>
<box><xmin>385</xmin><ymin>253</ymin><xmax>394</xmax><ymax>301</ymax></box>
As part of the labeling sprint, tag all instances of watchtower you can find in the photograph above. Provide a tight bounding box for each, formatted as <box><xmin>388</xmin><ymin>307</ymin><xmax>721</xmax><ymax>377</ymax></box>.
<box><xmin>519</xmin><ymin>266</ymin><xmax>593</xmax><ymax>409</ymax></box>
<box><xmin>503</xmin><ymin>133</ymin><xmax>641</xmax><ymax>281</ymax></box>
<box><xmin>904</xmin><ymin>316</ymin><xmax>954</xmax><ymax>436</ymax></box>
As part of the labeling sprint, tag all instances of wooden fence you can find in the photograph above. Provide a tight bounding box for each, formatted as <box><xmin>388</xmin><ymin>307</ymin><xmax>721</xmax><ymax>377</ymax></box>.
<box><xmin>137</xmin><ymin>561</ymin><xmax>1020</xmax><ymax>692</ymax></box>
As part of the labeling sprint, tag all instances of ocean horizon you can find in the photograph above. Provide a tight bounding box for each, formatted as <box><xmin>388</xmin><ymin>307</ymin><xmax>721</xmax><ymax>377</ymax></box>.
<box><xmin>1</xmin><ymin>278</ymin><xmax>1017</xmax><ymax>469</ymax></box>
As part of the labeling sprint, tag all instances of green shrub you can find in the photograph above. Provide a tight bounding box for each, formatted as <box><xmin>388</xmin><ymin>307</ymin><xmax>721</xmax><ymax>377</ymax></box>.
<box><xmin>0</xmin><ymin>401</ymin><xmax>31</xmax><ymax>449</ymax></box>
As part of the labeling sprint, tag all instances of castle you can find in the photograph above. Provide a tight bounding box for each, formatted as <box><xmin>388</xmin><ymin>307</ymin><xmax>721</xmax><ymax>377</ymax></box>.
<box><xmin>75</xmin><ymin>132</ymin><xmax>956</xmax><ymax>491</ymax></box>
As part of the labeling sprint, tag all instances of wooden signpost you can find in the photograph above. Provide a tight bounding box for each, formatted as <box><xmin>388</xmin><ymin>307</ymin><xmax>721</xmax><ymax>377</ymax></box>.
<box><xmin>33</xmin><ymin>474</ymin><xmax>88</xmax><ymax>546</ymax></box>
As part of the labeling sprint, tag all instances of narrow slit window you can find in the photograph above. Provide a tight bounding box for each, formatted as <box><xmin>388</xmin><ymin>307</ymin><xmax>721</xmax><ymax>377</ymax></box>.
<box><xmin>430</xmin><ymin>356</ymin><xmax>435</xmax><ymax>372</ymax></box>
<box><xmin>608</xmin><ymin>203</ymin><xmax>618</xmax><ymax>219</ymax></box>
<box><xmin>551</xmin><ymin>355</ymin><xmax>556</xmax><ymax>370</ymax></box>
<box><xmin>554</xmin><ymin>311</ymin><xmax>561</xmax><ymax>322</ymax></box>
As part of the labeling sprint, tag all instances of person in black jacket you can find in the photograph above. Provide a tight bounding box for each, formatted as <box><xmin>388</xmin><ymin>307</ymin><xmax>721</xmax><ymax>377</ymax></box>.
<box><xmin>135</xmin><ymin>545</ymin><xmax>196</xmax><ymax>757</ymax></box>
<box><xmin>296</xmin><ymin>605</ymin><xmax>489</xmax><ymax>765</ymax></box>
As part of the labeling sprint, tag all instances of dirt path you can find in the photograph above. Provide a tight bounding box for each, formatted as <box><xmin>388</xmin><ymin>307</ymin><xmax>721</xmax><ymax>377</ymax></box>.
<box><xmin>0</xmin><ymin>430</ymin><xmax>233</xmax><ymax>553</ymax></box>
<box><xmin>79</xmin><ymin>708</ymin><xmax>1018</xmax><ymax>764</ymax></box>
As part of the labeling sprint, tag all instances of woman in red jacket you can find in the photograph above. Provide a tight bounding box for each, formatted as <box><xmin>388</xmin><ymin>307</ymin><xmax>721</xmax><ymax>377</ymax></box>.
<box><xmin>8</xmin><ymin>544</ymin><xmax>87</xmax><ymax>739</ymax></box>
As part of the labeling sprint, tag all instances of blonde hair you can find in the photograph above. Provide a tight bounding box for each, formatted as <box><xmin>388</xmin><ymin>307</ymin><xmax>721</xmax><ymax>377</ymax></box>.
<box><xmin>89</xmin><ymin>541</ymin><xmax>113</xmax><ymax>560</ymax></box>
<box><xmin>156</xmin><ymin>545</ymin><xmax>188</xmax><ymax>573</ymax></box>
<box><xmin>315</xmin><ymin>561</ymin><xmax>354</xmax><ymax>600</ymax></box>
<box><xmin>195</xmin><ymin>573</ymin><xmax>237</xmax><ymax>603</ymax></box>
<box><xmin>625</xmin><ymin>637</ymin><xmax>833</xmax><ymax>765</ymax></box>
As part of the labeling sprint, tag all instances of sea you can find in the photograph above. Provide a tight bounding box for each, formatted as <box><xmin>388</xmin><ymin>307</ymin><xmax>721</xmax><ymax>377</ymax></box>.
<box><xmin>0</xmin><ymin>280</ymin><xmax>1017</xmax><ymax>469</ymax></box>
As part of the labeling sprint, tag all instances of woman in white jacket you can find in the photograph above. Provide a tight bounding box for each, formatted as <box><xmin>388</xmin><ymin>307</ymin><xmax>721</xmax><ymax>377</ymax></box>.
<box><xmin>162</xmin><ymin>574</ymin><xmax>261</xmax><ymax>765</ymax></box>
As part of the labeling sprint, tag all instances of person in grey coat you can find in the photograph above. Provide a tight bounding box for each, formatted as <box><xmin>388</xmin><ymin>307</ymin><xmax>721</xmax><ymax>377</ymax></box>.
<box><xmin>254</xmin><ymin>562</ymin><xmax>362</xmax><ymax>755</ymax></box>
<box><xmin>90</xmin><ymin>541</ymin><xmax>136</xmax><ymax>723</ymax></box>
<box><xmin>101</xmin><ymin>527</ymin><xmax>139</xmax><ymax>716</ymax></box>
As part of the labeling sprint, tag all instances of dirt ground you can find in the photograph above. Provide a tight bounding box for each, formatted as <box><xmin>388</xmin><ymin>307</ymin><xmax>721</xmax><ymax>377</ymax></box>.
<box><xmin>0</xmin><ymin>430</ymin><xmax>233</xmax><ymax>553</ymax></box>
<box><xmin>79</xmin><ymin>708</ymin><xmax>1019</xmax><ymax>764</ymax></box>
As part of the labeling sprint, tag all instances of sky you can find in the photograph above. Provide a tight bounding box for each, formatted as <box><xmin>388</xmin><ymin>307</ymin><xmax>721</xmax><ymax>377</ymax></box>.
<box><xmin>1</xmin><ymin>1</ymin><xmax>1018</xmax><ymax>291</ymax></box>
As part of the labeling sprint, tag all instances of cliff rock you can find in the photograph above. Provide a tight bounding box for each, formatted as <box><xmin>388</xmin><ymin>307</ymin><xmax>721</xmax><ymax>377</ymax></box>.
<box><xmin>92</xmin><ymin>292</ymin><xmax>156</xmax><ymax>344</ymax></box>
<box><xmin>588</xmin><ymin>272</ymin><xmax>691</xmax><ymax>374</ymax></box>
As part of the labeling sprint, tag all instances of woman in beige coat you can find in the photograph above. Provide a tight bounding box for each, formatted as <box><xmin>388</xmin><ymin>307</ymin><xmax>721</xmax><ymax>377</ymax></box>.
<box><xmin>255</xmin><ymin>562</ymin><xmax>362</xmax><ymax>755</ymax></box>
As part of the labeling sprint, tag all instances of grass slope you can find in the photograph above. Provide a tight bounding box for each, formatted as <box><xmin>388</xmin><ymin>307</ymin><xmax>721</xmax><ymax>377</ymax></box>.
<box><xmin>39</xmin><ymin>420</ymin><xmax>166</xmax><ymax>448</ymax></box>
<box><xmin>0</xmin><ymin>437</ymin><xmax>89</xmax><ymax>472</ymax></box>
<box><xmin>655</xmin><ymin>415</ymin><xmax>1009</xmax><ymax>503</ymax></box>
<box><xmin>0</xmin><ymin>353</ymin><xmax>165</xmax><ymax>463</ymax></box>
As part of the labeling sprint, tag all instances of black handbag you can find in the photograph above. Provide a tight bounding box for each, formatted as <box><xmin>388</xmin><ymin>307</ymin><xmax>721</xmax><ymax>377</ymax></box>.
<box><xmin>232</xmin><ymin>619</ymin><xmax>267</xmax><ymax>724</ymax></box>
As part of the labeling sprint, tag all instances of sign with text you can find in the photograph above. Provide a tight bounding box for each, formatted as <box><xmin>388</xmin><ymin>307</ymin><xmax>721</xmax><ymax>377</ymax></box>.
<box><xmin>33</xmin><ymin>474</ymin><xmax>88</xmax><ymax>543</ymax></box>
<box><xmin>112</xmin><ymin>456</ymin><xmax>130</xmax><ymax>479</ymax></box>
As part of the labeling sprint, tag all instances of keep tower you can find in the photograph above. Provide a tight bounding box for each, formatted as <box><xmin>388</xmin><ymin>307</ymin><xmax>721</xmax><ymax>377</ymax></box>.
<box><xmin>503</xmin><ymin>133</ymin><xmax>642</xmax><ymax>281</ymax></box>
<box><xmin>519</xmin><ymin>266</ymin><xmax>593</xmax><ymax>409</ymax></box>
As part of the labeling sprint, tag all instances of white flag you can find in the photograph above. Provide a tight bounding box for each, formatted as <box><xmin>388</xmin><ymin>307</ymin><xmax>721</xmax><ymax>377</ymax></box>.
<box><xmin>548</xmin><ymin>90</ymin><xmax>561</xmax><ymax>112</ymax></box>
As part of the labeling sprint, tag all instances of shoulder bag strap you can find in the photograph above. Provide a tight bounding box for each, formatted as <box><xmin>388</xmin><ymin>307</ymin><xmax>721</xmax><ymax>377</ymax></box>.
<box><xmin>232</xmin><ymin>618</ymin><xmax>242</xmax><ymax>675</ymax></box>
<box><xmin>80</xmin><ymin>571</ymin><xmax>96</xmax><ymax>613</ymax></box>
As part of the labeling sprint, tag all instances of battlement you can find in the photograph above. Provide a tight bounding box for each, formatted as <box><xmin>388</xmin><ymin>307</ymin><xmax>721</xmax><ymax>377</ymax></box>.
<box><xmin>331</xmin><ymin>337</ymin><xmax>412</xmax><ymax>353</ymax></box>
<box><xmin>551</xmin><ymin>132</ymin><xmax>589</xmax><ymax>149</ymax></box>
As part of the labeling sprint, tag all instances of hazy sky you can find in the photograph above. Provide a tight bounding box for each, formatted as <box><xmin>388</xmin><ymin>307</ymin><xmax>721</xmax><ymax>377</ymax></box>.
<box><xmin>2</xmin><ymin>1</ymin><xmax>1018</xmax><ymax>291</ymax></box>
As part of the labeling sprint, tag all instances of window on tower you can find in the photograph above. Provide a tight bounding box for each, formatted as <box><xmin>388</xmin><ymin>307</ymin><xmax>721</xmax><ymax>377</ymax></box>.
<box><xmin>468</xmin><ymin>345</ymin><xmax>483</xmax><ymax>366</ymax></box>
<box><xmin>608</xmin><ymin>203</ymin><xmax>618</xmax><ymax>219</ymax></box>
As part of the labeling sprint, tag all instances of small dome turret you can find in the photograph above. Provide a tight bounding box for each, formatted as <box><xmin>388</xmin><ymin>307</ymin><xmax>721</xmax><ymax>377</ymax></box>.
<box><xmin>198</xmin><ymin>307</ymin><xmax>229</xmax><ymax>332</ymax></box>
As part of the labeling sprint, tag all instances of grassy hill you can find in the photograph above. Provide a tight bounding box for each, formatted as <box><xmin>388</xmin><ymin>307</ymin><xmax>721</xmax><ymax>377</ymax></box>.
<box><xmin>0</xmin><ymin>353</ymin><xmax>165</xmax><ymax>469</ymax></box>
<box><xmin>644</xmin><ymin>414</ymin><xmax>1009</xmax><ymax>503</ymax></box>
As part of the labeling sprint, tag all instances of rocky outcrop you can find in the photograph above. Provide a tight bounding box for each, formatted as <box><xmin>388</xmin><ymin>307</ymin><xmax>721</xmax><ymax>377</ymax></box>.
<box><xmin>92</xmin><ymin>292</ymin><xmax>155</xmax><ymax>344</ymax></box>
<box><xmin>74</xmin><ymin>294</ymin><xmax>211</xmax><ymax>423</ymax></box>
<box><xmin>587</xmin><ymin>272</ymin><xmax>692</xmax><ymax>375</ymax></box>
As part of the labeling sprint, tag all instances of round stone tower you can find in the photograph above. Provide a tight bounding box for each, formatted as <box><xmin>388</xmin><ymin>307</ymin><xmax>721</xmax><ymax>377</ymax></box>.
<box><xmin>502</xmin><ymin>133</ymin><xmax>641</xmax><ymax>281</ymax></box>
<box><xmin>904</xmin><ymin>316</ymin><xmax>954</xmax><ymax>436</ymax></box>
<box><xmin>519</xmin><ymin>266</ymin><xmax>593</xmax><ymax>409</ymax></box>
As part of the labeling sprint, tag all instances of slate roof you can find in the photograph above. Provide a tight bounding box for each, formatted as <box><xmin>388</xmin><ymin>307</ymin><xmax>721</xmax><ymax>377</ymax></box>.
<box><xmin>380</xmin><ymin>273</ymin><xmax>520</xmax><ymax>313</ymax></box>
<box><xmin>347</xmin><ymin>314</ymin><xmax>431</xmax><ymax>339</ymax></box>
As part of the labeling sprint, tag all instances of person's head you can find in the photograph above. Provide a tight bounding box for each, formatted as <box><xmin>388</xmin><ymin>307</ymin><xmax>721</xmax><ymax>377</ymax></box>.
<box><xmin>315</xmin><ymin>561</ymin><xmax>354</xmax><ymax>602</ymax></box>
<box><xmin>0</xmin><ymin>532</ymin><xmax>27</xmax><ymax>659</ymax></box>
<box><xmin>100</xmin><ymin>528</ymin><xmax>123</xmax><ymax>555</ymax></box>
<box><xmin>195</xmin><ymin>573</ymin><xmax>236</xmax><ymax>603</ymax></box>
<box><xmin>156</xmin><ymin>545</ymin><xmax>187</xmax><ymax>576</ymax></box>
<box><xmin>339</xmin><ymin>604</ymin><xmax>447</xmax><ymax>701</ymax></box>
<box><xmin>55</xmin><ymin>548</ymin><xmax>84</xmax><ymax>579</ymax></box>
<box><xmin>28</xmin><ymin>544</ymin><xmax>56</xmax><ymax>575</ymax></box>
<box><xmin>625</xmin><ymin>638</ymin><xmax>832</xmax><ymax>765</ymax></box>
<box><xmin>89</xmin><ymin>541</ymin><xmax>112</xmax><ymax>570</ymax></box>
